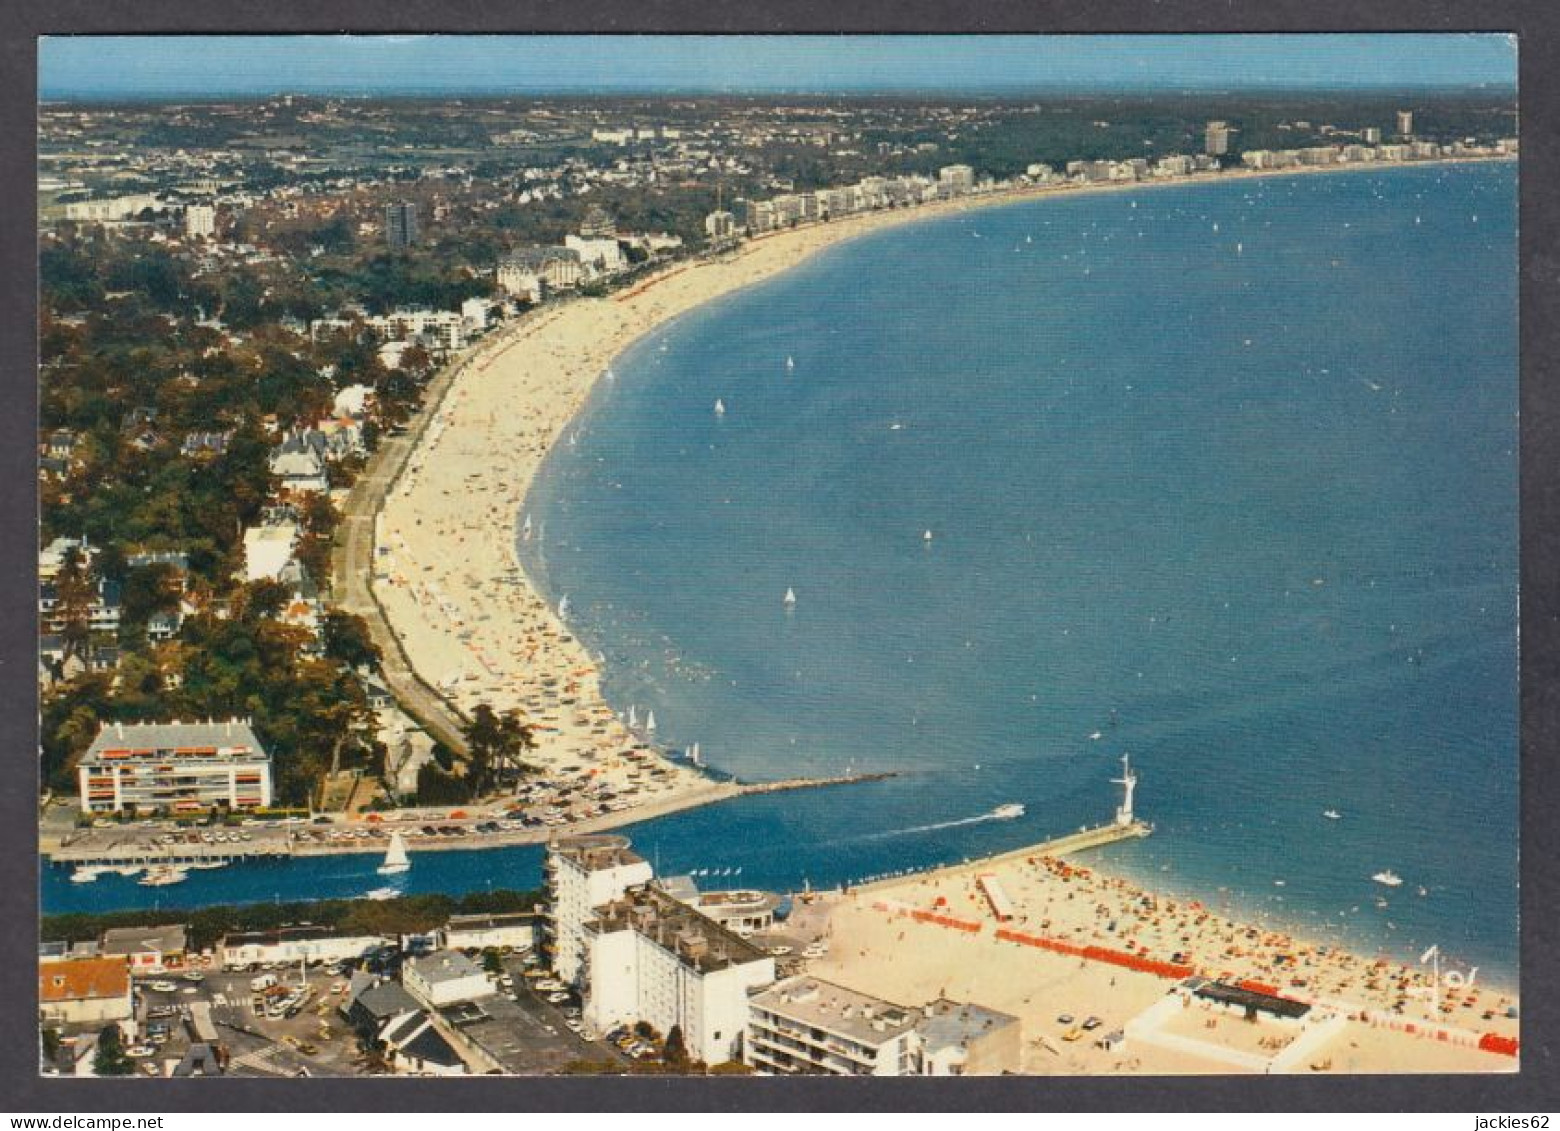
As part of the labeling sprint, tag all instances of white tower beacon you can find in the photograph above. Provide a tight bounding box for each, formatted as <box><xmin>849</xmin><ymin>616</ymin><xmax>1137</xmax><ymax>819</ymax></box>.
<box><xmin>1112</xmin><ymin>753</ymin><xmax>1138</xmax><ymax>827</ymax></box>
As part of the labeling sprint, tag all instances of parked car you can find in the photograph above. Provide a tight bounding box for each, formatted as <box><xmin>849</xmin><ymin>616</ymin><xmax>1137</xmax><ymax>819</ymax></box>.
<box><xmin>1082</xmin><ymin>1017</ymin><xmax>1103</xmax><ymax>1031</ymax></box>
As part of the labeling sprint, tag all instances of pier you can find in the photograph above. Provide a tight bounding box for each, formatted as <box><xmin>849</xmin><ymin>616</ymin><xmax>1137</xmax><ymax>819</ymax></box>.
<box><xmin>737</xmin><ymin>771</ymin><xmax>898</xmax><ymax>796</ymax></box>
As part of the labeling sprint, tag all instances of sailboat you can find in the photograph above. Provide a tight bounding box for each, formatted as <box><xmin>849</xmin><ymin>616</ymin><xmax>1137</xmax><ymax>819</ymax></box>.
<box><xmin>714</xmin><ymin>398</ymin><xmax>726</xmax><ymax>417</ymax></box>
<box><xmin>378</xmin><ymin>832</ymin><xmax>411</xmax><ymax>875</ymax></box>
<box><xmin>783</xmin><ymin>587</ymin><xmax>797</xmax><ymax>609</ymax></box>
<box><xmin>628</xmin><ymin>705</ymin><xmax>639</xmax><ymax>729</ymax></box>
<box><xmin>522</xmin><ymin>514</ymin><xmax>533</xmax><ymax>540</ymax></box>
<box><xmin>645</xmin><ymin>710</ymin><xmax>657</xmax><ymax>734</ymax></box>
<box><xmin>557</xmin><ymin>594</ymin><xmax>570</xmax><ymax>620</ymax></box>
<box><xmin>923</xmin><ymin>530</ymin><xmax>934</xmax><ymax>543</ymax></box>
<box><xmin>785</xmin><ymin>355</ymin><xmax>795</xmax><ymax>372</ymax></box>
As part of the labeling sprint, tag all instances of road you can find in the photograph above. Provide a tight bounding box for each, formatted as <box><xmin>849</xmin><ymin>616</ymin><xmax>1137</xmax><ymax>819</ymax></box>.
<box><xmin>329</xmin><ymin>341</ymin><xmax>480</xmax><ymax>757</ymax></box>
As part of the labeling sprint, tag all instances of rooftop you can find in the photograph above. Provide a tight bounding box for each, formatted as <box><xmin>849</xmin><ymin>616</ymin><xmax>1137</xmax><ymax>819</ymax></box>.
<box><xmin>100</xmin><ymin>923</ymin><xmax>188</xmax><ymax>956</ymax></box>
<box><xmin>82</xmin><ymin>719</ymin><xmax>267</xmax><ymax>766</ymax></box>
<box><xmin>917</xmin><ymin>998</ymin><xmax>1021</xmax><ymax>1054</ymax></box>
<box><xmin>752</xmin><ymin>976</ymin><xmax>920</xmax><ymax>1047</ymax></box>
<box><xmin>589</xmin><ymin>886</ymin><xmax>771</xmax><ymax>976</ymax></box>
<box><xmin>39</xmin><ymin>957</ymin><xmax>130</xmax><ymax>1004</ymax></box>
<box><xmin>551</xmin><ymin>833</ymin><xmax>646</xmax><ymax>874</ymax></box>
<box><xmin>445</xmin><ymin>911</ymin><xmax>538</xmax><ymax>932</ymax></box>
<box><xmin>405</xmin><ymin>949</ymin><xmax>485</xmax><ymax>986</ymax></box>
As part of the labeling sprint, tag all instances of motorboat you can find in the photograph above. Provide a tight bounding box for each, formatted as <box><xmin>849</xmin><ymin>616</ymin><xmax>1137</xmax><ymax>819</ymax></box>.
<box><xmin>1372</xmin><ymin>870</ymin><xmax>1404</xmax><ymax>887</ymax></box>
<box><xmin>1323</xmin><ymin>809</ymin><xmax>1342</xmax><ymax>820</ymax></box>
<box><xmin>991</xmin><ymin>803</ymin><xmax>1025</xmax><ymax>821</ymax></box>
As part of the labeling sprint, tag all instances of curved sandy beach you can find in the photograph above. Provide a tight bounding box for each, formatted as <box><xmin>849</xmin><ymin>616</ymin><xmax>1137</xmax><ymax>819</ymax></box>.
<box><xmin>370</xmin><ymin>156</ymin><xmax>1514</xmax><ymax>858</ymax></box>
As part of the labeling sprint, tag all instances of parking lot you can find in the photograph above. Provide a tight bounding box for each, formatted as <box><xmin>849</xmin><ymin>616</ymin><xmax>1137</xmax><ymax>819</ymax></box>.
<box><xmin>131</xmin><ymin>965</ymin><xmax>375</xmax><ymax>1078</ymax></box>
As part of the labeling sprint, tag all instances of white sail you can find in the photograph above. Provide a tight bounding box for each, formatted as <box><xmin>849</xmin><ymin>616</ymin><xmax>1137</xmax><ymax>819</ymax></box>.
<box><xmin>784</xmin><ymin>587</ymin><xmax>797</xmax><ymax>607</ymax></box>
<box><xmin>646</xmin><ymin>710</ymin><xmax>657</xmax><ymax>733</ymax></box>
<box><xmin>714</xmin><ymin>398</ymin><xmax>726</xmax><ymax>416</ymax></box>
<box><xmin>558</xmin><ymin>594</ymin><xmax>570</xmax><ymax>620</ymax></box>
<box><xmin>628</xmin><ymin>705</ymin><xmax>638</xmax><ymax>728</ymax></box>
<box><xmin>786</xmin><ymin>355</ymin><xmax>795</xmax><ymax>371</ymax></box>
<box><xmin>379</xmin><ymin>832</ymin><xmax>411</xmax><ymax>875</ymax></box>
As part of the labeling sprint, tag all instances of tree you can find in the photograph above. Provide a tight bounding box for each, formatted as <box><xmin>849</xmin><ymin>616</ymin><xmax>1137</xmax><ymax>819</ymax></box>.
<box><xmin>461</xmin><ymin>703</ymin><xmax>536</xmax><ymax>794</ymax></box>
<box><xmin>53</xmin><ymin>546</ymin><xmax>96</xmax><ymax>665</ymax></box>
<box><xmin>323</xmin><ymin>611</ymin><xmax>382</xmax><ymax>671</ymax></box>
<box><xmin>93</xmin><ymin>1024</ymin><xmax>133</xmax><ymax>1076</ymax></box>
<box><xmin>663</xmin><ymin>1024</ymin><xmax>689</xmax><ymax>1069</ymax></box>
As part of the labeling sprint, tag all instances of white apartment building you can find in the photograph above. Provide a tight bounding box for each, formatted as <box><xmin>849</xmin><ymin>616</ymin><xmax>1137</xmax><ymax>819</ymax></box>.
<box><xmin>242</xmin><ymin>520</ymin><xmax>299</xmax><ymax>582</ymax></box>
<box><xmin>402</xmin><ymin>950</ymin><xmax>492</xmax><ymax>1008</ymax></box>
<box><xmin>77</xmin><ymin>719</ymin><xmax>272</xmax><ymax>814</ymax></box>
<box><xmin>564</xmin><ymin>234</ymin><xmax>625</xmax><ymax>275</ymax></box>
<box><xmin>747</xmin><ymin>977</ymin><xmax>922</xmax><ymax>1076</ymax></box>
<box><xmin>184</xmin><ymin>204</ymin><xmax>217</xmax><ymax>239</ymax></box>
<box><xmin>441</xmin><ymin>912</ymin><xmax>537</xmax><ymax>953</ymax></box>
<box><xmin>219</xmin><ymin>926</ymin><xmax>389</xmax><ymax>969</ymax></box>
<box><xmin>546</xmin><ymin>834</ymin><xmax>653</xmax><ymax>986</ymax></box>
<box><xmin>583</xmin><ymin>886</ymin><xmax>775</xmax><ymax>1066</ymax></box>
<box><xmin>745</xmin><ymin>977</ymin><xmax>1023</xmax><ymax>1076</ymax></box>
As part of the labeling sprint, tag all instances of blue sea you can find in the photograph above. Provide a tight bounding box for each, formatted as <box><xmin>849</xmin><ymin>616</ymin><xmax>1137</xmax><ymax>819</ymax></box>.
<box><xmin>45</xmin><ymin>164</ymin><xmax>1519</xmax><ymax>985</ymax></box>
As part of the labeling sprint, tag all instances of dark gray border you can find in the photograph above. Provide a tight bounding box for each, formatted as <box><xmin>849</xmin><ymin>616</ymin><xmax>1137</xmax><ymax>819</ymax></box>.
<box><xmin>4</xmin><ymin>2</ymin><xmax>1556</xmax><ymax>1113</ymax></box>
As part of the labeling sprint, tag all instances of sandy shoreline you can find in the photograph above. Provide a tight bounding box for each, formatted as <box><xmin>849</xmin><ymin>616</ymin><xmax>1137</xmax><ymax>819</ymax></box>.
<box><xmin>367</xmin><ymin>158</ymin><xmax>1517</xmax><ymax>1030</ymax></box>
<box><xmin>374</xmin><ymin>155</ymin><xmax>1513</xmax><ymax>808</ymax></box>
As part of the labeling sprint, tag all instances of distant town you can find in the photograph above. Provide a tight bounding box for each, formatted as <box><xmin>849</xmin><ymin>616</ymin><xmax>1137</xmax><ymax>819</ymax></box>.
<box><xmin>39</xmin><ymin>90</ymin><xmax>1519</xmax><ymax>1078</ymax></box>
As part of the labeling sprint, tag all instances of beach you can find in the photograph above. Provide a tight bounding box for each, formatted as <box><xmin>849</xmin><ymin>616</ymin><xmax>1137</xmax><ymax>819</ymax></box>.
<box><xmin>370</xmin><ymin>174</ymin><xmax>1144</xmax><ymax>819</ymax></box>
<box><xmin>793</xmin><ymin>844</ymin><xmax>1520</xmax><ymax>1074</ymax></box>
<box><xmin>371</xmin><ymin>156</ymin><xmax>1511</xmax><ymax>829</ymax></box>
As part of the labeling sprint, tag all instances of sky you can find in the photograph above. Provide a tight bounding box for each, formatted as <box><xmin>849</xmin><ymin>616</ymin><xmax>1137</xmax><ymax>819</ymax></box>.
<box><xmin>38</xmin><ymin>34</ymin><xmax>1518</xmax><ymax>101</ymax></box>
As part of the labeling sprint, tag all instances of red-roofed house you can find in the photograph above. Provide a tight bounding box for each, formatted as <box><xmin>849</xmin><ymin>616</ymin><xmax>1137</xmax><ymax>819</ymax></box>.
<box><xmin>38</xmin><ymin>958</ymin><xmax>133</xmax><ymax>1027</ymax></box>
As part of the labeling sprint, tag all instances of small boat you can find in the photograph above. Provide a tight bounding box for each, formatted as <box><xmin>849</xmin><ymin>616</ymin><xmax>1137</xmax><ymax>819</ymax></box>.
<box><xmin>378</xmin><ymin>832</ymin><xmax>411</xmax><ymax>876</ymax></box>
<box><xmin>1372</xmin><ymin>870</ymin><xmax>1404</xmax><ymax>887</ymax></box>
<box><xmin>991</xmin><ymin>803</ymin><xmax>1025</xmax><ymax>821</ymax></box>
<box><xmin>714</xmin><ymin>398</ymin><xmax>726</xmax><ymax>417</ymax></box>
<box><xmin>138</xmin><ymin>867</ymin><xmax>188</xmax><ymax>887</ymax></box>
<box><xmin>1323</xmin><ymin>809</ymin><xmax>1342</xmax><ymax>820</ymax></box>
<box><xmin>628</xmin><ymin>705</ymin><xmax>638</xmax><ymax>729</ymax></box>
<box><xmin>522</xmin><ymin>514</ymin><xmax>533</xmax><ymax>540</ymax></box>
<box><xmin>783</xmin><ymin>587</ymin><xmax>797</xmax><ymax>609</ymax></box>
<box><xmin>923</xmin><ymin>530</ymin><xmax>934</xmax><ymax>543</ymax></box>
<box><xmin>557</xmin><ymin>595</ymin><xmax>570</xmax><ymax>620</ymax></box>
<box><xmin>70</xmin><ymin>867</ymin><xmax>101</xmax><ymax>884</ymax></box>
<box><xmin>366</xmin><ymin>887</ymin><xmax>401</xmax><ymax>902</ymax></box>
<box><xmin>645</xmin><ymin>711</ymin><xmax>657</xmax><ymax>734</ymax></box>
<box><xmin>785</xmin><ymin>355</ymin><xmax>795</xmax><ymax>371</ymax></box>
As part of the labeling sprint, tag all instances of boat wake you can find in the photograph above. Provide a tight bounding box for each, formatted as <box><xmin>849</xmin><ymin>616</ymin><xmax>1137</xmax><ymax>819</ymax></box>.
<box><xmin>857</xmin><ymin>805</ymin><xmax>1025</xmax><ymax>842</ymax></box>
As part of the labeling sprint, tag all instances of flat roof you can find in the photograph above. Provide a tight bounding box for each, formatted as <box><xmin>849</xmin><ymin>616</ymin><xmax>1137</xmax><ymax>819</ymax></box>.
<box><xmin>918</xmin><ymin>998</ymin><xmax>1021</xmax><ymax>1053</ymax></box>
<box><xmin>752</xmin><ymin>976</ymin><xmax>920</xmax><ymax>1047</ymax></box>
<box><xmin>1194</xmin><ymin>981</ymin><xmax>1312</xmax><ymax>1020</ymax></box>
<box><xmin>551</xmin><ymin>833</ymin><xmax>645</xmax><ymax>873</ymax></box>
<box><xmin>100</xmin><ymin>923</ymin><xmax>187</xmax><ymax>955</ymax></box>
<box><xmin>406</xmin><ymin>949</ymin><xmax>485</xmax><ymax>986</ymax></box>
<box><xmin>589</xmin><ymin>886</ymin><xmax>770</xmax><ymax>975</ymax></box>
<box><xmin>445</xmin><ymin>911</ymin><xmax>537</xmax><ymax>931</ymax></box>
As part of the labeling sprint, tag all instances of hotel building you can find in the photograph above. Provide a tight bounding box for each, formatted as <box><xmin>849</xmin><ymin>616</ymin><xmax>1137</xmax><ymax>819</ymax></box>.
<box><xmin>385</xmin><ymin>201</ymin><xmax>418</xmax><ymax>249</ymax></box>
<box><xmin>546</xmin><ymin>834</ymin><xmax>653</xmax><ymax>985</ymax></box>
<box><xmin>747</xmin><ymin>977</ymin><xmax>923</xmax><ymax>1076</ymax></box>
<box><xmin>583</xmin><ymin>885</ymin><xmax>775</xmax><ymax>1065</ymax></box>
<box><xmin>76</xmin><ymin>719</ymin><xmax>272</xmax><ymax>814</ymax></box>
<box><xmin>746</xmin><ymin>976</ymin><xmax>1022</xmax><ymax>1076</ymax></box>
